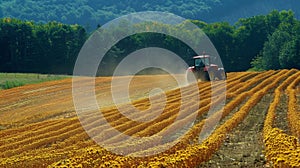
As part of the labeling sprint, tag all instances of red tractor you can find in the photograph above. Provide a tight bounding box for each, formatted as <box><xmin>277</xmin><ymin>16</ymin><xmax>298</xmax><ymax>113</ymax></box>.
<box><xmin>186</xmin><ymin>53</ymin><xmax>226</xmax><ymax>82</ymax></box>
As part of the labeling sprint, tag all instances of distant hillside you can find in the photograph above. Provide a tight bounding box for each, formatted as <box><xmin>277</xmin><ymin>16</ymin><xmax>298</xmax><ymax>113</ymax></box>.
<box><xmin>0</xmin><ymin>0</ymin><xmax>299</xmax><ymax>30</ymax></box>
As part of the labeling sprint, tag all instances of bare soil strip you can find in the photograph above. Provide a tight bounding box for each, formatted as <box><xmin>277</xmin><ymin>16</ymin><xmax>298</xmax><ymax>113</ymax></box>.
<box><xmin>200</xmin><ymin>94</ymin><xmax>272</xmax><ymax>168</ymax></box>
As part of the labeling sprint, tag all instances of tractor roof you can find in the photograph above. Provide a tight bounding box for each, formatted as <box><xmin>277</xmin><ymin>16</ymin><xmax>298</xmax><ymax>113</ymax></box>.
<box><xmin>193</xmin><ymin>55</ymin><xmax>210</xmax><ymax>59</ymax></box>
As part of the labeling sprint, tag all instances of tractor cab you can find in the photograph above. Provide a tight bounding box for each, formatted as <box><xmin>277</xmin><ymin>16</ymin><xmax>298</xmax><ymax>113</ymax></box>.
<box><xmin>194</xmin><ymin>56</ymin><xmax>207</xmax><ymax>67</ymax></box>
<box><xmin>193</xmin><ymin>54</ymin><xmax>215</xmax><ymax>66</ymax></box>
<box><xmin>187</xmin><ymin>53</ymin><xmax>226</xmax><ymax>81</ymax></box>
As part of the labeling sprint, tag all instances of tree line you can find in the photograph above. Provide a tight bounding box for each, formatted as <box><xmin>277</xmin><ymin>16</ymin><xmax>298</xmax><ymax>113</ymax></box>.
<box><xmin>0</xmin><ymin>0</ymin><xmax>221</xmax><ymax>29</ymax></box>
<box><xmin>0</xmin><ymin>18</ymin><xmax>87</xmax><ymax>74</ymax></box>
<box><xmin>1</xmin><ymin>0</ymin><xmax>300</xmax><ymax>29</ymax></box>
<box><xmin>0</xmin><ymin>10</ymin><xmax>299</xmax><ymax>75</ymax></box>
<box><xmin>198</xmin><ymin>10</ymin><xmax>300</xmax><ymax>71</ymax></box>
<box><xmin>101</xmin><ymin>9</ymin><xmax>300</xmax><ymax>74</ymax></box>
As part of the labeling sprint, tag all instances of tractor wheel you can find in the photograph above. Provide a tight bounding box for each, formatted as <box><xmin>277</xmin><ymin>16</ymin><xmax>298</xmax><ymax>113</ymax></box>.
<box><xmin>216</xmin><ymin>69</ymin><xmax>227</xmax><ymax>80</ymax></box>
<box><xmin>221</xmin><ymin>72</ymin><xmax>227</xmax><ymax>80</ymax></box>
<box><xmin>199</xmin><ymin>71</ymin><xmax>210</xmax><ymax>81</ymax></box>
<box><xmin>209</xmin><ymin>71</ymin><xmax>216</xmax><ymax>81</ymax></box>
<box><xmin>186</xmin><ymin>71</ymin><xmax>197</xmax><ymax>83</ymax></box>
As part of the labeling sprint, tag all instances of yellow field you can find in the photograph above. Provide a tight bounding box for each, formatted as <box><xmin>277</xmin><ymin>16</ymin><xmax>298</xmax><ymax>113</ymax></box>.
<box><xmin>0</xmin><ymin>70</ymin><xmax>299</xmax><ymax>167</ymax></box>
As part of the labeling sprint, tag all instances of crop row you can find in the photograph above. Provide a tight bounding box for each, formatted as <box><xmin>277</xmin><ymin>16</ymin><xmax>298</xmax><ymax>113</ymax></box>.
<box><xmin>263</xmin><ymin>69</ymin><xmax>300</xmax><ymax>167</ymax></box>
<box><xmin>286</xmin><ymin>73</ymin><xmax>300</xmax><ymax>138</ymax></box>
<box><xmin>1</xmin><ymin>70</ymin><xmax>296</xmax><ymax>167</ymax></box>
<box><xmin>45</xmin><ymin>70</ymin><xmax>289</xmax><ymax>167</ymax></box>
<box><xmin>94</xmin><ymin>70</ymin><xmax>291</xmax><ymax>167</ymax></box>
<box><xmin>45</xmin><ymin>72</ymin><xmax>254</xmax><ymax>166</ymax></box>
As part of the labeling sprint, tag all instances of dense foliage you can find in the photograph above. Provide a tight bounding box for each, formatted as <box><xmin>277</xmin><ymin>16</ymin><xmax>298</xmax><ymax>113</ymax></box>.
<box><xmin>0</xmin><ymin>10</ymin><xmax>299</xmax><ymax>75</ymax></box>
<box><xmin>251</xmin><ymin>11</ymin><xmax>300</xmax><ymax>70</ymax></box>
<box><xmin>0</xmin><ymin>0</ymin><xmax>300</xmax><ymax>29</ymax></box>
<box><xmin>0</xmin><ymin>18</ymin><xmax>87</xmax><ymax>74</ymax></box>
<box><xmin>210</xmin><ymin>10</ymin><xmax>300</xmax><ymax>71</ymax></box>
<box><xmin>105</xmin><ymin>10</ymin><xmax>300</xmax><ymax>72</ymax></box>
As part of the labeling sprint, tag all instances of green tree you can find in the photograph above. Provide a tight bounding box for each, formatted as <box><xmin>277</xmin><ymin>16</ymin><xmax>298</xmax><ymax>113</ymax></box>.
<box><xmin>251</xmin><ymin>11</ymin><xmax>298</xmax><ymax>70</ymax></box>
<box><xmin>0</xmin><ymin>18</ymin><xmax>87</xmax><ymax>74</ymax></box>
<box><xmin>233</xmin><ymin>14</ymin><xmax>270</xmax><ymax>71</ymax></box>
<box><xmin>279</xmin><ymin>38</ymin><xmax>300</xmax><ymax>69</ymax></box>
<box><xmin>260</xmin><ymin>28</ymin><xmax>292</xmax><ymax>69</ymax></box>
<box><xmin>203</xmin><ymin>22</ymin><xmax>234</xmax><ymax>70</ymax></box>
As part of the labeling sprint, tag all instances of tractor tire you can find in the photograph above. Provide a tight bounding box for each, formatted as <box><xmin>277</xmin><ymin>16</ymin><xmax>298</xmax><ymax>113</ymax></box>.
<box><xmin>186</xmin><ymin>71</ymin><xmax>197</xmax><ymax>83</ymax></box>
<box><xmin>222</xmin><ymin>72</ymin><xmax>227</xmax><ymax>80</ymax></box>
<box><xmin>199</xmin><ymin>71</ymin><xmax>210</xmax><ymax>81</ymax></box>
<box><xmin>216</xmin><ymin>69</ymin><xmax>227</xmax><ymax>80</ymax></box>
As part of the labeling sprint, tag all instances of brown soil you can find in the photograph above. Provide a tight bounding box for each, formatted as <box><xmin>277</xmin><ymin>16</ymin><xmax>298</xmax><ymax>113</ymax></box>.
<box><xmin>199</xmin><ymin>94</ymin><xmax>272</xmax><ymax>168</ymax></box>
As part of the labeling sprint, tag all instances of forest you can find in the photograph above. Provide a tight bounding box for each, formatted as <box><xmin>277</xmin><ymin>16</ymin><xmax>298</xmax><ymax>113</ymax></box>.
<box><xmin>0</xmin><ymin>19</ymin><xmax>86</xmax><ymax>74</ymax></box>
<box><xmin>0</xmin><ymin>10</ymin><xmax>300</xmax><ymax>75</ymax></box>
<box><xmin>1</xmin><ymin>0</ymin><xmax>300</xmax><ymax>29</ymax></box>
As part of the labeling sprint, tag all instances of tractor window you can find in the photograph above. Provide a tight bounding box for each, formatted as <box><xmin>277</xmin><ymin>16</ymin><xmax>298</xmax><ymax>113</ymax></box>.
<box><xmin>202</xmin><ymin>57</ymin><xmax>210</xmax><ymax>66</ymax></box>
<box><xmin>195</xmin><ymin>59</ymin><xmax>204</xmax><ymax>67</ymax></box>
